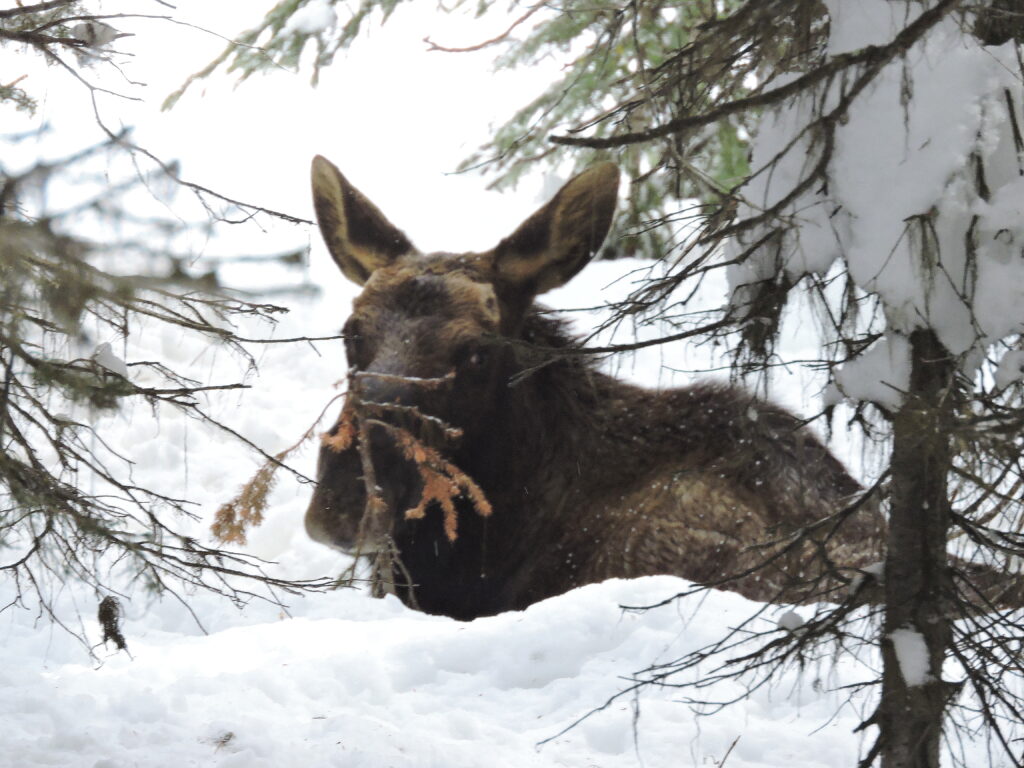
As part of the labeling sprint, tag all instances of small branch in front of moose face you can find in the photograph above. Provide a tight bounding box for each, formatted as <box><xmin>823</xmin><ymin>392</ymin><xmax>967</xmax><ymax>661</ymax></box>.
<box><xmin>325</xmin><ymin>369</ymin><xmax>492</xmax><ymax>600</ymax></box>
<box><xmin>350</xmin><ymin>369</ymin><xmax>455</xmax><ymax>390</ymax></box>
<box><xmin>367</xmin><ymin>418</ymin><xmax>492</xmax><ymax>543</ymax></box>
<box><xmin>349</xmin><ymin>408</ymin><xmax>398</xmax><ymax>600</ymax></box>
<box><xmin>363</xmin><ymin>401</ymin><xmax>463</xmax><ymax>443</ymax></box>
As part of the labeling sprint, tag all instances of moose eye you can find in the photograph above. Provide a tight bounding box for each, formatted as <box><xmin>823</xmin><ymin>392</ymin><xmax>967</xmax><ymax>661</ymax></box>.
<box><xmin>342</xmin><ymin>319</ymin><xmax>366</xmax><ymax>365</ymax></box>
<box><xmin>458</xmin><ymin>345</ymin><xmax>488</xmax><ymax>370</ymax></box>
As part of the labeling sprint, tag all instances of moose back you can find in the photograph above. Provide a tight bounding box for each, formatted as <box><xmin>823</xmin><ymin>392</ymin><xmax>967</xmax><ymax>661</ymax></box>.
<box><xmin>304</xmin><ymin>156</ymin><xmax>883</xmax><ymax>620</ymax></box>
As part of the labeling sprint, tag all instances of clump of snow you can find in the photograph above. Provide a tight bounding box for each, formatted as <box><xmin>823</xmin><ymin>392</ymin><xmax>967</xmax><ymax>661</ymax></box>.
<box><xmin>93</xmin><ymin>341</ymin><xmax>129</xmax><ymax>379</ymax></box>
<box><xmin>70</xmin><ymin>20</ymin><xmax>120</xmax><ymax>48</ymax></box>
<box><xmin>283</xmin><ymin>0</ymin><xmax>337</xmax><ymax>35</ymax></box>
<box><xmin>863</xmin><ymin>562</ymin><xmax>885</xmax><ymax>580</ymax></box>
<box><xmin>824</xmin><ymin>0</ymin><xmax>924</xmax><ymax>54</ymax></box>
<box><xmin>994</xmin><ymin>349</ymin><xmax>1024</xmax><ymax>390</ymax></box>
<box><xmin>889</xmin><ymin>627</ymin><xmax>932</xmax><ymax>687</ymax></box>
<box><xmin>778</xmin><ymin>609</ymin><xmax>805</xmax><ymax>632</ymax></box>
<box><xmin>730</xmin><ymin>0</ymin><xmax>1024</xmax><ymax>403</ymax></box>
<box><xmin>831</xmin><ymin>333</ymin><xmax>910</xmax><ymax>411</ymax></box>
<box><xmin>848</xmin><ymin>561</ymin><xmax>885</xmax><ymax>596</ymax></box>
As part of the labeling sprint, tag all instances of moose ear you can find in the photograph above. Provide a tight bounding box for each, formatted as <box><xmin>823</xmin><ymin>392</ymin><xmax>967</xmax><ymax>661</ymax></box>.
<box><xmin>311</xmin><ymin>155</ymin><xmax>416</xmax><ymax>285</ymax></box>
<box><xmin>492</xmin><ymin>163</ymin><xmax>619</xmax><ymax>295</ymax></box>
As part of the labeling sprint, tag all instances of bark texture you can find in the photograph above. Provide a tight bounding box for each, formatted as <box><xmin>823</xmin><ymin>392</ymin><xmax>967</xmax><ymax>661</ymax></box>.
<box><xmin>881</xmin><ymin>329</ymin><xmax>957</xmax><ymax>768</ymax></box>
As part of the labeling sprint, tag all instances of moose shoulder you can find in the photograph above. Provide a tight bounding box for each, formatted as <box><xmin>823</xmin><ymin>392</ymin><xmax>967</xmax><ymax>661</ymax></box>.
<box><xmin>304</xmin><ymin>156</ymin><xmax>884</xmax><ymax>620</ymax></box>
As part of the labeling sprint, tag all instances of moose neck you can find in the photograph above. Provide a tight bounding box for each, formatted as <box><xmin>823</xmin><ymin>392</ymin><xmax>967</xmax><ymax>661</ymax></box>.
<box><xmin>450</xmin><ymin>310</ymin><xmax>615</xmax><ymax>509</ymax></box>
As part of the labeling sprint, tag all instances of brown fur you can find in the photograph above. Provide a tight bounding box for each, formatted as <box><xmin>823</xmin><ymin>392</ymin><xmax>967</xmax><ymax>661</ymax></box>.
<box><xmin>304</xmin><ymin>157</ymin><xmax>886</xmax><ymax>619</ymax></box>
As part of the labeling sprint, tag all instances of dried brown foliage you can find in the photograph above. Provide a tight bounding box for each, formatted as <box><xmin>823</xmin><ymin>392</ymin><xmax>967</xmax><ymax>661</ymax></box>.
<box><xmin>211</xmin><ymin>396</ymin><xmax>341</xmax><ymax>544</ymax></box>
<box><xmin>323</xmin><ymin>389</ymin><xmax>492</xmax><ymax>544</ymax></box>
<box><xmin>211</xmin><ymin>460</ymin><xmax>278</xmax><ymax>545</ymax></box>
<box><xmin>321</xmin><ymin>399</ymin><xmax>357</xmax><ymax>453</ymax></box>
<box><xmin>391</xmin><ymin>425</ymin><xmax>492</xmax><ymax>543</ymax></box>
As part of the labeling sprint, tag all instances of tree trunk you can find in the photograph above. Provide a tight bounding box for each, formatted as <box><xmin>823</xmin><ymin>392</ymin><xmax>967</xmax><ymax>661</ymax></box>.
<box><xmin>880</xmin><ymin>329</ymin><xmax>956</xmax><ymax>768</ymax></box>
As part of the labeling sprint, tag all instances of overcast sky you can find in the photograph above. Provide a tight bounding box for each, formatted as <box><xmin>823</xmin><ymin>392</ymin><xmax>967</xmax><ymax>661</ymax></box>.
<box><xmin>153</xmin><ymin>0</ymin><xmax>559</xmax><ymax>243</ymax></box>
<box><xmin>8</xmin><ymin>1</ymin><xmax>573</xmax><ymax>291</ymax></box>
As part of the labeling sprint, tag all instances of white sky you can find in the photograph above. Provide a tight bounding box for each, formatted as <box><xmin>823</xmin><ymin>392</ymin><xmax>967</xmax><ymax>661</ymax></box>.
<box><xmin>4</xmin><ymin>0</ymin><xmax>869</xmax><ymax>430</ymax></box>
<box><xmin>8</xmin><ymin>0</ymin><xmax>570</xmax><ymax>290</ymax></box>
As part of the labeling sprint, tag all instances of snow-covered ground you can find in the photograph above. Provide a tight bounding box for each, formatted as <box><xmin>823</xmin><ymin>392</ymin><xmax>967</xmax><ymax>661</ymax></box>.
<box><xmin>0</xmin><ymin>578</ymin><xmax>870</xmax><ymax>768</ymax></box>
<box><xmin>0</xmin><ymin>257</ymin><xmax>1009</xmax><ymax>768</ymax></box>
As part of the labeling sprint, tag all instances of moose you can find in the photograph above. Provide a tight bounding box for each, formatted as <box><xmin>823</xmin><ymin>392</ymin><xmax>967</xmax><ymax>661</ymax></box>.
<box><xmin>303</xmin><ymin>156</ymin><xmax>888</xmax><ymax>620</ymax></box>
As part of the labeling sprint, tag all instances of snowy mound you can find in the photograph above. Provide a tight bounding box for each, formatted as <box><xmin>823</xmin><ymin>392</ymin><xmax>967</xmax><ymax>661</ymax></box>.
<box><xmin>3</xmin><ymin>575</ymin><xmax>874</xmax><ymax>768</ymax></box>
<box><xmin>0</xmin><ymin>261</ymin><xmax>1002</xmax><ymax>767</ymax></box>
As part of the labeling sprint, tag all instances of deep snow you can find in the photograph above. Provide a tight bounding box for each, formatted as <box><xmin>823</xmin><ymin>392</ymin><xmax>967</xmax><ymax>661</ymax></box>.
<box><xmin>0</xmin><ymin>259</ymin><xmax>1009</xmax><ymax>768</ymax></box>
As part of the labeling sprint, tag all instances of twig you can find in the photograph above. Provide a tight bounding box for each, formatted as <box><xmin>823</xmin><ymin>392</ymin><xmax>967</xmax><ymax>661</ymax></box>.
<box><xmin>424</xmin><ymin>5</ymin><xmax>544</xmax><ymax>53</ymax></box>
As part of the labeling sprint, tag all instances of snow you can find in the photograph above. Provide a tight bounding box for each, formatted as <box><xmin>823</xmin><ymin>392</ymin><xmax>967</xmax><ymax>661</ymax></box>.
<box><xmin>994</xmin><ymin>349</ymin><xmax>1024</xmax><ymax>390</ymax></box>
<box><xmin>863</xmin><ymin>562</ymin><xmax>885</xmax><ymax>581</ymax></box>
<box><xmin>831</xmin><ymin>333</ymin><xmax>910</xmax><ymax>412</ymax></box>
<box><xmin>889</xmin><ymin>627</ymin><xmax>932</xmax><ymax>688</ymax></box>
<box><xmin>0</xmin><ymin>575</ymin><xmax>869</xmax><ymax>768</ymax></box>
<box><xmin>847</xmin><ymin>561</ymin><xmax>886</xmax><ymax>597</ymax></box>
<box><xmin>731</xmin><ymin>0</ymin><xmax>1024</xmax><ymax>404</ymax></box>
<box><xmin>824</xmin><ymin>1</ymin><xmax>923</xmax><ymax>54</ymax></box>
<box><xmin>0</xmin><ymin>261</ymin><xmax>878</xmax><ymax>768</ymax></box>
<box><xmin>2</xmin><ymin>258</ymin><xmax>1013</xmax><ymax>767</ymax></box>
<box><xmin>70</xmin><ymin>21</ymin><xmax>121</xmax><ymax>49</ymax></box>
<box><xmin>283</xmin><ymin>0</ymin><xmax>338</xmax><ymax>36</ymax></box>
<box><xmin>93</xmin><ymin>342</ymin><xmax>129</xmax><ymax>379</ymax></box>
<box><xmin>778</xmin><ymin>609</ymin><xmax>805</xmax><ymax>632</ymax></box>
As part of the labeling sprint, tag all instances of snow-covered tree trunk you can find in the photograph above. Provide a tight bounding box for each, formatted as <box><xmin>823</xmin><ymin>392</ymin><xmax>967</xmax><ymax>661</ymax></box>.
<box><xmin>881</xmin><ymin>329</ymin><xmax>956</xmax><ymax>768</ymax></box>
<box><xmin>704</xmin><ymin>3</ymin><xmax>1024</xmax><ymax>764</ymax></box>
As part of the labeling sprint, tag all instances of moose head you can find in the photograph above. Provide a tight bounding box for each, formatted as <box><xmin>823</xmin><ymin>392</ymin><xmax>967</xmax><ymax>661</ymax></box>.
<box><xmin>305</xmin><ymin>157</ymin><xmax>619</xmax><ymax>567</ymax></box>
